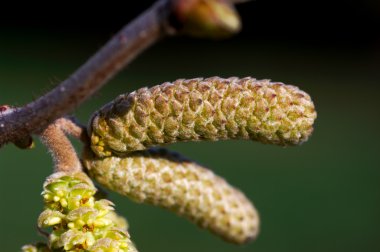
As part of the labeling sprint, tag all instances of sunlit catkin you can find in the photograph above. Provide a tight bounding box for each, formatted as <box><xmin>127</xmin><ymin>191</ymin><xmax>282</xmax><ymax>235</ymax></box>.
<box><xmin>89</xmin><ymin>77</ymin><xmax>316</xmax><ymax>157</ymax></box>
<box><xmin>35</xmin><ymin>172</ymin><xmax>137</xmax><ymax>252</ymax></box>
<box><xmin>83</xmin><ymin>148</ymin><xmax>259</xmax><ymax>244</ymax></box>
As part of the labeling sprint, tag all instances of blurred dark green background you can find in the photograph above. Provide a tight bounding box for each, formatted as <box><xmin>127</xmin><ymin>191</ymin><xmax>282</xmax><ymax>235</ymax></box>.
<box><xmin>1</xmin><ymin>1</ymin><xmax>379</xmax><ymax>251</ymax></box>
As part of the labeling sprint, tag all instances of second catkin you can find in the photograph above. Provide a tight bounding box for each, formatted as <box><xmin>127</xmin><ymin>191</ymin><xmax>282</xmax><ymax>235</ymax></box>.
<box><xmin>83</xmin><ymin>148</ymin><xmax>259</xmax><ymax>244</ymax></box>
<box><xmin>89</xmin><ymin>77</ymin><xmax>316</xmax><ymax>157</ymax></box>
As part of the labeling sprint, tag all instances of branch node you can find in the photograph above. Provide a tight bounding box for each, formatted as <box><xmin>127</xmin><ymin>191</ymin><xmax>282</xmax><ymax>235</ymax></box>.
<box><xmin>0</xmin><ymin>105</ymin><xmax>35</xmax><ymax>149</ymax></box>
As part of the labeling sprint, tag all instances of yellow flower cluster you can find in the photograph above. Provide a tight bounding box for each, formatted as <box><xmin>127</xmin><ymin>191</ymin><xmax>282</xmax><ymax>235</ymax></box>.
<box><xmin>25</xmin><ymin>172</ymin><xmax>137</xmax><ymax>252</ymax></box>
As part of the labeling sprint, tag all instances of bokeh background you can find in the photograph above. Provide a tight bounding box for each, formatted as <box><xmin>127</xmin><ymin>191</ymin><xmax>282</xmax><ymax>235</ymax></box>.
<box><xmin>1</xmin><ymin>1</ymin><xmax>379</xmax><ymax>251</ymax></box>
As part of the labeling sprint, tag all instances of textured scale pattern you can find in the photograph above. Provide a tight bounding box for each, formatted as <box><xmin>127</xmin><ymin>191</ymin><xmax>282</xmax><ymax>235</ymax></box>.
<box><xmin>33</xmin><ymin>172</ymin><xmax>137</xmax><ymax>252</ymax></box>
<box><xmin>89</xmin><ymin>77</ymin><xmax>317</xmax><ymax>157</ymax></box>
<box><xmin>83</xmin><ymin>148</ymin><xmax>259</xmax><ymax>244</ymax></box>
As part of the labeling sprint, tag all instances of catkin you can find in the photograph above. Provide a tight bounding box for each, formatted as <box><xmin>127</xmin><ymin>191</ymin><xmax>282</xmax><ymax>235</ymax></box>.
<box><xmin>35</xmin><ymin>172</ymin><xmax>137</xmax><ymax>252</ymax></box>
<box><xmin>89</xmin><ymin>77</ymin><xmax>316</xmax><ymax>157</ymax></box>
<box><xmin>83</xmin><ymin>148</ymin><xmax>259</xmax><ymax>244</ymax></box>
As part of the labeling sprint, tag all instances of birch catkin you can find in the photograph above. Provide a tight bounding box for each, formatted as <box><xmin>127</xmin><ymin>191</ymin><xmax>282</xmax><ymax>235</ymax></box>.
<box><xmin>83</xmin><ymin>148</ymin><xmax>259</xmax><ymax>244</ymax></box>
<box><xmin>89</xmin><ymin>77</ymin><xmax>316</xmax><ymax>157</ymax></box>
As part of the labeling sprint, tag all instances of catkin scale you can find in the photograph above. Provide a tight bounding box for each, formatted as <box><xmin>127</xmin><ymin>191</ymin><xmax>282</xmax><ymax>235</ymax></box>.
<box><xmin>89</xmin><ymin>77</ymin><xmax>316</xmax><ymax>157</ymax></box>
<box><xmin>83</xmin><ymin>148</ymin><xmax>260</xmax><ymax>244</ymax></box>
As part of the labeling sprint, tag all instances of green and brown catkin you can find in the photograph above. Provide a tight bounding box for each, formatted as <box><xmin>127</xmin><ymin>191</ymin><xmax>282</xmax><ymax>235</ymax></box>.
<box><xmin>83</xmin><ymin>148</ymin><xmax>259</xmax><ymax>244</ymax></box>
<box><xmin>29</xmin><ymin>172</ymin><xmax>137</xmax><ymax>252</ymax></box>
<box><xmin>89</xmin><ymin>77</ymin><xmax>317</xmax><ymax>157</ymax></box>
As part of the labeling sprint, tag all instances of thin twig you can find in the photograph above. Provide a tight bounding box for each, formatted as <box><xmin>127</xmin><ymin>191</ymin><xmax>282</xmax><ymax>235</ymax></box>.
<box><xmin>56</xmin><ymin>117</ymin><xmax>88</xmax><ymax>143</ymax></box>
<box><xmin>0</xmin><ymin>0</ymin><xmax>173</xmax><ymax>146</ymax></box>
<box><xmin>40</xmin><ymin>120</ymin><xmax>82</xmax><ymax>173</ymax></box>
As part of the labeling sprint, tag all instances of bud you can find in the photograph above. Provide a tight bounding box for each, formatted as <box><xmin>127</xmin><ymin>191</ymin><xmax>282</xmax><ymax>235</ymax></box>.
<box><xmin>89</xmin><ymin>77</ymin><xmax>317</xmax><ymax>157</ymax></box>
<box><xmin>173</xmin><ymin>0</ymin><xmax>241</xmax><ymax>38</ymax></box>
<box><xmin>83</xmin><ymin>148</ymin><xmax>259</xmax><ymax>244</ymax></box>
<box><xmin>14</xmin><ymin>135</ymin><xmax>35</xmax><ymax>149</ymax></box>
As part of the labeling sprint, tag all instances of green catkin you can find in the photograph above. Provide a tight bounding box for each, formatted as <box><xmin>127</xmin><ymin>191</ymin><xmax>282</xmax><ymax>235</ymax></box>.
<box><xmin>29</xmin><ymin>172</ymin><xmax>137</xmax><ymax>252</ymax></box>
<box><xmin>83</xmin><ymin>148</ymin><xmax>259</xmax><ymax>244</ymax></box>
<box><xmin>89</xmin><ymin>77</ymin><xmax>317</xmax><ymax>157</ymax></box>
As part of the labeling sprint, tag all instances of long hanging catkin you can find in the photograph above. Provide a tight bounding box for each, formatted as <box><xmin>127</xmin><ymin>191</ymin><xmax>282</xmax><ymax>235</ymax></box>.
<box><xmin>89</xmin><ymin>77</ymin><xmax>316</xmax><ymax>157</ymax></box>
<box><xmin>83</xmin><ymin>148</ymin><xmax>259</xmax><ymax>244</ymax></box>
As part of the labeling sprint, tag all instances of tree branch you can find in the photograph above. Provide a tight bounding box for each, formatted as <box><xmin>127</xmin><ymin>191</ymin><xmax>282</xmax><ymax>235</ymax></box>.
<box><xmin>0</xmin><ymin>0</ymin><xmax>173</xmax><ymax>146</ymax></box>
<box><xmin>0</xmin><ymin>0</ymin><xmax>244</xmax><ymax>147</ymax></box>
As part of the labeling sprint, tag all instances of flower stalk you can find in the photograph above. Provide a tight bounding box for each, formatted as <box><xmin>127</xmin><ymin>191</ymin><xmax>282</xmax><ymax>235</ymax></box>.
<box><xmin>40</xmin><ymin>120</ymin><xmax>82</xmax><ymax>173</ymax></box>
